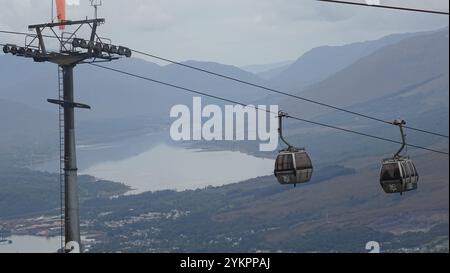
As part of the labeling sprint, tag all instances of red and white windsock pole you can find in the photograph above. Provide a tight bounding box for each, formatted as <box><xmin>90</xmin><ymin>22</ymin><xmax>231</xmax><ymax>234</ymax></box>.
<box><xmin>55</xmin><ymin>0</ymin><xmax>80</xmax><ymax>29</ymax></box>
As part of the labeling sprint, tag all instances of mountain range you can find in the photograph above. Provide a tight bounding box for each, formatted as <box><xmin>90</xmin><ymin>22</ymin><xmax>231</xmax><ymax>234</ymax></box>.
<box><xmin>1</xmin><ymin>27</ymin><xmax>448</xmax><ymax>165</ymax></box>
<box><xmin>0</xmin><ymin>26</ymin><xmax>448</xmax><ymax>252</ymax></box>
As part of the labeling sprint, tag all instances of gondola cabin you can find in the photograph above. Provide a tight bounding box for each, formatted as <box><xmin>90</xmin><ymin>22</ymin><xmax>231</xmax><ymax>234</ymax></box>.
<box><xmin>380</xmin><ymin>157</ymin><xmax>418</xmax><ymax>194</ymax></box>
<box><xmin>274</xmin><ymin>149</ymin><xmax>313</xmax><ymax>186</ymax></box>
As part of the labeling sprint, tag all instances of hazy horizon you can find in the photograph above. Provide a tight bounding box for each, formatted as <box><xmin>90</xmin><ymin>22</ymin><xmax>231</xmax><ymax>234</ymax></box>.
<box><xmin>0</xmin><ymin>0</ymin><xmax>448</xmax><ymax>66</ymax></box>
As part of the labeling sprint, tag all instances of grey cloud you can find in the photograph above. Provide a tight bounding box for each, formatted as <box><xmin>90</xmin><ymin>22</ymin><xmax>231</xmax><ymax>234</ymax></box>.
<box><xmin>0</xmin><ymin>0</ymin><xmax>448</xmax><ymax>66</ymax></box>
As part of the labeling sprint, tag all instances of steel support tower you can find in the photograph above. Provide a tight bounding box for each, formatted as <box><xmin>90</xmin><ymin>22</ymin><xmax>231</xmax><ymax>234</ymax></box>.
<box><xmin>3</xmin><ymin>18</ymin><xmax>131</xmax><ymax>253</ymax></box>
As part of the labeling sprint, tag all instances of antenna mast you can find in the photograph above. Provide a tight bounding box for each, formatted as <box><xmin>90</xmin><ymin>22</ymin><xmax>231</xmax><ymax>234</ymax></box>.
<box><xmin>90</xmin><ymin>0</ymin><xmax>102</xmax><ymax>19</ymax></box>
<box><xmin>51</xmin><ymin>0</ymin><xmax>54</xmax><ymax>23</ymax></box>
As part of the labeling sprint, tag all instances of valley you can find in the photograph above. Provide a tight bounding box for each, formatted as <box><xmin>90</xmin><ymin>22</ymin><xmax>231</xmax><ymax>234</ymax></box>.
<box><xmin>0</xmin><ymin>26</ymin><xmax>448</xmax><ymax>253</ymax></box>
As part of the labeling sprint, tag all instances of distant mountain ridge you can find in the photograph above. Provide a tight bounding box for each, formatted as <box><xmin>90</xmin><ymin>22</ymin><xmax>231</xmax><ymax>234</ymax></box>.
<box><xmin>0</xmin><ymin>27</ymin><xmax>448</xmax><ymax>166</ymax></box>
<box><xmin>0</xmin><ymin>56</ymin><xmax>269</xmax><ymax>121</ymax></box>
<box><xmin>279</xmin><ymin>28</ymin><xmax>449</xmax><ymax>121</ymax></box>
<box><xmin>271</xmin><ymin>31</ymin><xmax>428</xmax><ymax>90</ymax></box>
<box><xmin>241</xmin><ymin>60</ymin><xmax>294</xmax><ymax>80</ymax></box>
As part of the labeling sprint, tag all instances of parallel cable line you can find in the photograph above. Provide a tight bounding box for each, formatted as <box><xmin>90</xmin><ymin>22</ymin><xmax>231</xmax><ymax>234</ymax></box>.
<box><xmin>90</xmin><ymin>63</ymin><xmax>449</xmax><ymax>156</ymax></box>
<box><xmin>316</xmin><ymin>0</ymin><xmax>450</xmax><ymax>15</ymax></box>
<box><xmin>130</xmin><ymin>49</ymin><xmax>450</xmax><ymax>139</ymax></box>
<box><xmin>2</xmin><ymin>29</ymin><xmax>448</xmax><ymax>138</ymax></box>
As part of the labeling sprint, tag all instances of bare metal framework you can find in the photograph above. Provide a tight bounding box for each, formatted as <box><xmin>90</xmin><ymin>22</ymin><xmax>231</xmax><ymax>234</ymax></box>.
<box><xmin>3</xmin><ymin>18</ymin><xmax>131</xmax><ymax>253</ymax></box>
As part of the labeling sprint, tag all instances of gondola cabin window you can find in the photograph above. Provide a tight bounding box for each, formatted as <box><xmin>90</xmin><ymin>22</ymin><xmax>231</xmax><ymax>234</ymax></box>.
<box><xmin>381</xmin><ymin>163</ymin><xmax>400</xmax><ymax>181</ymax></box>
<box><xmin>295</xmin><ymin>152</ymin><xmax>312</xmax><ymax>169</ymax></box>
<box><xmin>277</xmin><ymin>154</ymin><xmax>294</xmax><ymax>171</ymax></box>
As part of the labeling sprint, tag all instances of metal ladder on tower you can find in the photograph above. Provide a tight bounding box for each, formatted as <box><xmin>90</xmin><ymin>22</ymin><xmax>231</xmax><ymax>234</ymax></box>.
<box><xmin>57</xmin><ymin>65</ymin><xmax>65</xmax><ymax>252</ymax></box>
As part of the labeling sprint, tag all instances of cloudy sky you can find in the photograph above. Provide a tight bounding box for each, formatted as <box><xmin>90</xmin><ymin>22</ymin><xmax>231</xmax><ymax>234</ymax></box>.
<box><xmin>0</xmin><ymin>0</ymin><xmax>448</xmax><ymax>66</ymax></box>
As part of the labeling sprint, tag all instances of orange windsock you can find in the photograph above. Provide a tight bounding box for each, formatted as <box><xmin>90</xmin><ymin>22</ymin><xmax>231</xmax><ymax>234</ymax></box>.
<box><xmin>56</xmin><ymin>0</ymin><xmax>66</xmax><ymax>29</ymax></box>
